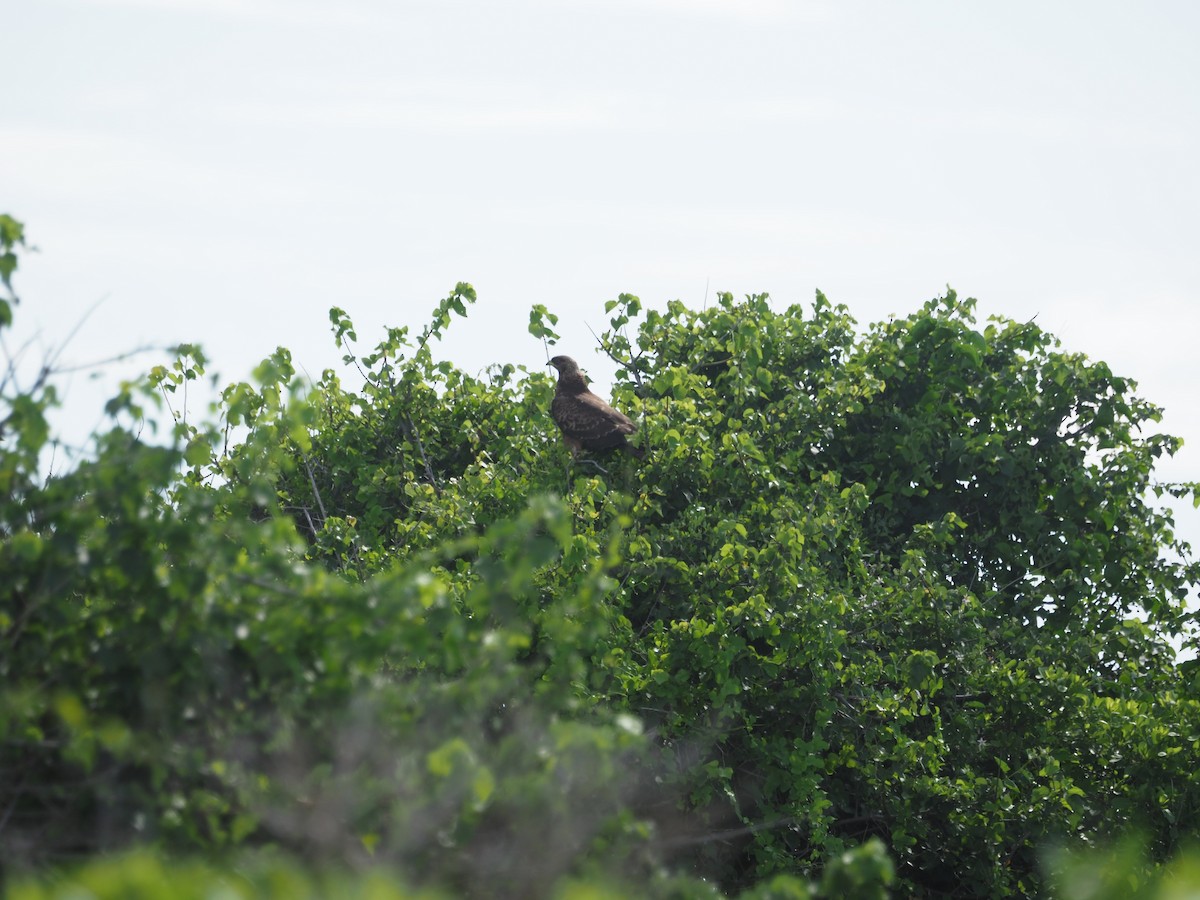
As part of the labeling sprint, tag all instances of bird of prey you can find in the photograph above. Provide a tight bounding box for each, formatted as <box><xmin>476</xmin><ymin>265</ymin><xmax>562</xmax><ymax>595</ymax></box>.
<box><xmin>547</xmin><ymin>355</ymin><xmax>644</xmax><ymax>458</ymax></box>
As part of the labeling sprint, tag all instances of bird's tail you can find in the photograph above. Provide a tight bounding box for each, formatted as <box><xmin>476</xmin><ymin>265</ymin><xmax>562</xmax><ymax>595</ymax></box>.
<box><xmin>624</xmin><ymin>442</ymin><xmax>646</xmax><ymax>459</ymax></box>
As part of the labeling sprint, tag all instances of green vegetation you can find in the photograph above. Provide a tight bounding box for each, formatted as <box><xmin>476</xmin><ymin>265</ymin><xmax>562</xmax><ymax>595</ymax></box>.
<box><xmin>3</xmin><ymin>214</ymin><xmax>1199</xmax><ymax>897</ymax></box>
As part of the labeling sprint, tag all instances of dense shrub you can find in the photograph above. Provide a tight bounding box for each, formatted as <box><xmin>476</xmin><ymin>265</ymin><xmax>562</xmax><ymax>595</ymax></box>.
<box><xmin>2</xmin><ymin>215</ymin><xmax>1198</xmax><ymax>896</ymax></box>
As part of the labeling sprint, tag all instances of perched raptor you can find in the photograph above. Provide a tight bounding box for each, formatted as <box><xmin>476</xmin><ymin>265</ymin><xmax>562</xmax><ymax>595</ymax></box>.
<box><xmin>547</xmin><ymin>355</ymin><xmax>644</xmax><ymax>458</ymax></box>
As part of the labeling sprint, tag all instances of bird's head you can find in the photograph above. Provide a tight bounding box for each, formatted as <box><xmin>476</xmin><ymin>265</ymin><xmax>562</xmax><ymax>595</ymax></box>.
<box><xmin>547</xmin><ymin>355</ymin><xmax>580</xmax><ymax>375</ymax></box>
<box><xmin>547</xmin><ymin>355</ymin><xmax>589</xmax><ymax>392</ymax></box>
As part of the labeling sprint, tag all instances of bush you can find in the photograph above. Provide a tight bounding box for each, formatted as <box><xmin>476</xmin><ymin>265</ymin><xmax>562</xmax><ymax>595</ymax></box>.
<box><xmin>2</xmin><ymin>215</ymin><xmax>1197</xmax><ymax>897</ymax></box>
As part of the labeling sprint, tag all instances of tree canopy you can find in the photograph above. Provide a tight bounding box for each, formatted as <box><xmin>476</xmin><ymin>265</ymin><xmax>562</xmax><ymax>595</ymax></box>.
<box><xmin>3</xmin><ymin>215</ymin><xmax>1199</xmax><ymax>898</ymax></box>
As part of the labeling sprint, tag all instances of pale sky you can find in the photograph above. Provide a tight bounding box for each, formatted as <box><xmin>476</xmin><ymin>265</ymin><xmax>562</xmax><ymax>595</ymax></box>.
<box><xmin>3</xmin><ymin>0</ymin><xmax>1198</xmax><ymax>554</ymax></box>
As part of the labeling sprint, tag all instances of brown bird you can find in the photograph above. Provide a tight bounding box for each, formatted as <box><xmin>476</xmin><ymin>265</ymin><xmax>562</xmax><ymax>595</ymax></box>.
<box><xmin>548</xmin><ymin>355</ymin><xmax>644</xmax><ymax>458</ymax></box>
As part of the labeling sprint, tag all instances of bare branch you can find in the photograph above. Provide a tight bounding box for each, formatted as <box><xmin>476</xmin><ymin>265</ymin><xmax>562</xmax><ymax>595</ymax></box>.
<box><xmin>42</xmin><ymin>294</ymin><xmax>111</xmax><ymax>375</ymax></box>
<box><xmin>302</xmin><ymin>454</ymin><xmax>328</xmax><ymax>521</ymax></box>
<box><xmin>401</xmin><ymin>413</ymin><xmax>440</xmax><ymax>496</ymax></box>
<box><xmin>46</xmin><ymin>345</ymin><xmax>160</xmax><ymax>375</ymax></box>
<box><xmin>652</xmin><ymin>815</ymin><xmax>798</xmax><ymax>850</ymax></box>
<box><xmin>586</xmin><ymin>321</ymin><xmax>645</xmax><ymax>389</ymax></box>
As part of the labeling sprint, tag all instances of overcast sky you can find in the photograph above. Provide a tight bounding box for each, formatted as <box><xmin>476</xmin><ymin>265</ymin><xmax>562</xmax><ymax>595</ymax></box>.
<box><xmin>3</xmin><ymin>0</ymin><xmax>1198</xmax><ymax>551</ymax></box>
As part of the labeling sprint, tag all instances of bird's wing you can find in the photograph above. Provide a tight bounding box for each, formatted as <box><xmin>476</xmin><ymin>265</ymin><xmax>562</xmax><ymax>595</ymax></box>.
<box><xmin>553</xmin><ymin>391</ymin><xmax>636</xmax><ymax>448</ymax></box>
<box><xmin>578</xmin><ymin>392</ymin><xmax>636</xmax><ymax>430</ymax></box>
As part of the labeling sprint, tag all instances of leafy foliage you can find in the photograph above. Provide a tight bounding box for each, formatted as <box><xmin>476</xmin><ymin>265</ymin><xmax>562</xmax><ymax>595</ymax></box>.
<box><xmin>3</xmin><ymin>214</ymin><xmax>1199</xmax><ymax>897</ymax></box>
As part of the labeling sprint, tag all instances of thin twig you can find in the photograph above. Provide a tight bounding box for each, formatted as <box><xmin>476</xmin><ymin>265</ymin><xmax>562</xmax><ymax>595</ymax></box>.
<box><xmin>586</xmin><ymin>321</ymin><xmax>645</xmax><ymax>389</ymax></box>
<box><xmin>402</xmin><ymin>413</ymin><xmax>441</xmax><ymax>496</ymax></box>
<box><xmin>157</xmin><ymin>382</ymin><xmax>178</xmax><ymax>423</ymax></box>
<box><xmin>43</xmin><ymin>440</ymin><xmax>58</xmax><ymax>487</ymax></box>
<box><xmin>653</xmin><ymin>815</ymin><xmax>797</xmax><ymax>850</ymax></box>
<box><xmin>0</xmin><ymin>330</ymin><xmax>44</xmax><ymax>396</ymax></box>
<box><xmin>302</xmin><ymin>454</ymin><xmax>328</xmax><ymax>521</ymax></box>
<box><xmin>577</xmin><ymin>458</ymin><xmax>609</xmax><ymax>476</ymax></box>
<box><xmin>47</xmin><ymin>345</ymin><xmax>159</xmax><ymax>375</ymax></box>
<box><xmin>43</xmin><ymin>295</ymin><xmax>111</xmax><ymax>375</ymax></box>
